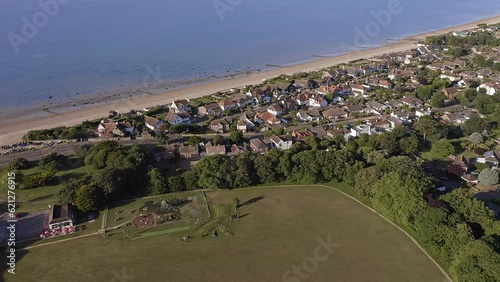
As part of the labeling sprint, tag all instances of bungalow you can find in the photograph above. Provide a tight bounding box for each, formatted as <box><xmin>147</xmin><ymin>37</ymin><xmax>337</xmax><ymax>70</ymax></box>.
<box><xmin>113</xmin><ymin>122</ymin><xmax>134</xmax><ymax>137</ymax></box>
<box><xmin>350</xmin><ymin>124</ymin><xmax>376</xmax><ymax>137</ymax></box>
<box><xmin>218</xmin><ymin>100</ymin><xmax>238</xmax><ymax>111</ymax></box>
<box><xmin>461</xmin><ymin>174</ymin><xmax>479</xmax><ymax>184</ymax></box>
<box><xmin>269</xmin><ymin>135</ymin><xmax>293</xmax><ymax>150</ymax></box>
<box><xmin>460</xmin><ymin>70</ymin><xmax>477</xmax><ymax>80</ymax></box>
<box><xmin>476</xmin><ymin>151</ymin><xmax>500</xmax><ymax>167</ymax></box>
<box><xmin>205</xmin><ymin>142</ymin><xmax>226</xmax><ymax>156</ymax></box>
<box><xmin>441</xmin><ymin>113</ymin><xmax>467</xmax><ymax>125</ymax></box>
<box><xmin>230</xmin><ymin>144</ymin><xmax>247</xmax><ymax>156</ymax></box>
<box><xmin>296</xmin><ymin>110</ymin><xmax>321</xmax><ymax>122</ymax></box>
<box><xmin>322</xmin><ymin>107</ymin><xmax>348</xmax><ymax>120</ymax></box>
<box><xmin>343</xmin><ymin>104</ymin><xmax>365</xmax><ymax>114</ymax></box>
<box><xmin>401</xmin><ymin>96</ymin><xmax>423</xmax><ymax>108</ymax></box>
<box><xmin>440</xmin><ymin>71</ymin><xmax>462</xmax><ymax>82</ymax></box>
<box><xmin>292</xmin><ymin>129</ymin><xmax>315</xmax><ymax>140</ymax></box>
<box><xmin>171</xmin><ymin>99</ymin><xmax>191</xmax><ymax>113</ymax></box>
<box><xmin>365</xmin><ymin>101</ymin><xmax>387</xmax><ymax>114</ymax></box>
<box><xmin>145</xmin><ymin>116</ymin><xmax>163</xmax><ymax>131</ymax></box>
<box><xmin>48</xmin><ymin>203</ymin><xmax>75</xmax><ymax>231</ymax></box>
<box><xmin>477</xmin><ymin>68</ymin><xmax>493</xmax><ymax>79</ymax></box>
<box><xmin>372</xmin><ymin>119</ymin><xmax>391</xmax><ymax>131</ymax></box>
<box><xmin>250</xmin><ymin>138</ymin><xmax>269</xmax><ymax>154</ymax></box>
<box><xmin>326</xmin><ymin>128</ymin><xmax>351</xmax><ymax>140</ymax></box>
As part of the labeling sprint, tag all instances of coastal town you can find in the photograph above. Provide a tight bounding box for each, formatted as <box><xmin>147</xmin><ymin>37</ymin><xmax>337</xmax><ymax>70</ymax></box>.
<box><xmin>2</xmin><ymin>21</ymin><xmax>500</xmax><ymax>282</ymax></box>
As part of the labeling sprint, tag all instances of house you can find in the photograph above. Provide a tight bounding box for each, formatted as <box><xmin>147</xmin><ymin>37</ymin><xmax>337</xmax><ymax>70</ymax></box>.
<box><xmin>113</xmin><ymin>122</ymin><xmax>134</xmax><ymax>137</ymax></box>
<box><xmin>269</xmin><ymin>135</ymin><xmax>293</xmax><ymax>150</ymax></box>
<box><xmin>97</xmin><ymin>120</ymin><xmax>117</xmax><ymax>137</ymax></box>
<box><xmin>350</xmin><ymin>84</ymin><xmax>367</xmax><ymax>96</ymax></box>
<box><xmin>415</xmin><ymin>109</ymin><xmax>431</xmax><ymax>117</ymax></box>
<box><xmin>296</xmin><ymin>110</ymin><xmax>322</xmax><ymax>122</ymax></box>
<box><xmin>198</xmin><ymin>103</ymin><xmax>223</xmax><ymax>117</ymax></box>
<box><xmin>365</xmin><ymin>101</ymin><xmax>387</xmax><ymax>114</ymax></box>
<box><xmin>48</xmin><ymin>203</ymin><xmax>75</xmax><ymax>231</ymax></box>
<box><xmin>218</xmin><ymin>100</ymin><xmax>238</xmax><ymax>111</ymax></box>
<box><xmin>350</xmin><ymin>124</ymin><xmax>376</xmax><ymax>137</ymax></box>
<box><xmin>255</xmin><ymin>112</ymin><xmax>280</xmax><ymax>125</ymax></box>
<box><xmin>308</xmin><ymin>93</ymin><xmax>328</xmax><ymax>108</ymax></box>
<box><xmin>248</xmin><ymin>88</ymin><xmax>272</xmax><ymax>103</ymax></box>
<box><xmin>295</xmin><ymin>93</ymin><xmax>309</xmax><ymax>106</ymax></box>
<box><xmin>326</xmin><ymin>128</ymin><xmax>351</xmax><ymax>140</ymax></box>
<box><xmin>378</xmin><ymin>80</ymin><xmax>392</xmax><ymax>89</ymax></box>
<box><xmin>205</xmin><ymin>142</ymin><xmax>226</xmax><ymax>156</ymax></box>
<box><xmin>230</xmin><ymin>144</ymin><xmax>247</xmax><ymax>156</ymax></box>
<box><xmin>443</xmin><ymin>87</ymin><xmax>460</xmax><ymax>99</ymax></box>
<box><xmin>292</xmin><ymin>129</ymin><xmax>315</xmax><ymax>140</ymax></box>
<box><xmin>165</xmin><ymin>112</ymin><xmax>184</xmax><ymax>125</ymax></box>
<box><xmin>476</xmin><ymin>151</ymin><xmax>500</xmax><ymax>167</ymax></box>
<box><xmin>171</xmin><ymin>99</ymin><xmax>191</xmax><ymax>113</ymax></box>
<box><xmin>267</xmin><ymin>103</ymin><xmax>284</xmax><ymax>116</ymax></box>
<box><xmin>250</xmin><ymin>138</ymin><xmax>269</xmax><ymax>154</ymax></box>
<box><xmin>440</xmin><ymin>71</ymin><xmax>462</xmax><ymax>82</ymax></box>
<box><xmin>322</xmin><ymin>107</ymin><xmax>348</xmax><ymax>120</ymax></box>
<box><xmin>238</xmin><ymin>114</ymin><xmax>255</xmax><ymax>133</ymax></box>
<box><xmin>372</xmin><ymin>119</ymin><xmax>391</xmax><ymax>131</ymax></box>
<box><xmin>477</xmin><ymin>68</ymin><xmax>493</xmax><ymax>79</ymax></box>
<box><xmin>178</xmin><ymin>144</ymin><xmax>200</xmax><ymax>162</ymax></box>
<box><xmin>145</xmin><ymin>116</ymin><xmax>163</xmax><ymax>131</ymax></box>
<box><xmin>441</xmin><ymin>113</ymin><xmax>467</xmax><ymax>125</ymax></box>
<box><xmin>210</xmin><ymin>118</ymin><xmax>231</xmax><ymax>133</ymax></box>
<box><xmin>343</xmin><ymin>66</ymin><xmax>361</xmax><ymax>77</ymax></box>
<box><xmin>343</xmin><ymin>104</ymin><xmax>365</xmax><ymax>114</ymax></box>
<box><xmin>401</xmin><ymin>96</ymin><xmax>423</xmax><ymax>108</ymax></box>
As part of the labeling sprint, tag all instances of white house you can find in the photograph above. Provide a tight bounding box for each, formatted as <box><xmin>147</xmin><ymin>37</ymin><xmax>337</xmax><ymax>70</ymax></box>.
<box><xmin>269</xmin><ymin>135</ymin><xmax>293</xmax><ymax>150</ymax></box>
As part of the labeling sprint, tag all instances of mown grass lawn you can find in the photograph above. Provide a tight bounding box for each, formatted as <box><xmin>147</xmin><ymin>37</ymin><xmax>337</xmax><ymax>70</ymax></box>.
<box><xmin>0</xmin><ymin>157</ymin><xmax>96</xmax><ymax>212</ymax></box>
<box><xmin>5</xmin><ymin>185</ymin><xmax>449</xmax><ymax>282</ymax></box>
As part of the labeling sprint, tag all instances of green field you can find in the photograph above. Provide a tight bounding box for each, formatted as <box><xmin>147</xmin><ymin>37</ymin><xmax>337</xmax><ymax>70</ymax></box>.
<box><xmin>3</xmin><ymin>185</ymin><xmax>449</xmax><ymax>282</ymax></box>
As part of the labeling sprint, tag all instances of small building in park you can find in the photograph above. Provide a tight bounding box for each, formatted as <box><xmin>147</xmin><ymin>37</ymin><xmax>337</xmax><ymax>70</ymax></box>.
<box><xmin>48</xmin><ymin>203</ymin><xmax>75</xmax><ymax>231</ymax></box>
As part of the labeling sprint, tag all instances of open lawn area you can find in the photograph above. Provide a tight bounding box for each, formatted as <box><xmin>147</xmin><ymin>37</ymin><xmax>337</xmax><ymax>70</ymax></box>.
<box><xmin>3</xmin><ymin>185</ymin><xmax>449</xmax><ymax>282</ymax></box>
<box><xmin>0</xmin><ymin>157</ymin><xmax>97</xmax><ymax>212</ymax></box>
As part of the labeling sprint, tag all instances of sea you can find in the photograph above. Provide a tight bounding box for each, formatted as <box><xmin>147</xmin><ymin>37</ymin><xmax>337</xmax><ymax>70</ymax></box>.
<box><xmin>0</xmin><ymin>0</ymin><xmax>499</xmax><ymax>109</ymax></box>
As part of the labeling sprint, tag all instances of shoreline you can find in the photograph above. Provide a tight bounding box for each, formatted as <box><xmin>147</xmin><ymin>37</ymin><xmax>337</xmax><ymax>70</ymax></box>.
<box><xmin>1</xmin><ymin>14</ymin><xmax>499</xmax><ymax>145</ymax></box>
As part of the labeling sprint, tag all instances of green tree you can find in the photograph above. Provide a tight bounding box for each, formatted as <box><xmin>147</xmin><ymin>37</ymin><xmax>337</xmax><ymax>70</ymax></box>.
<box><xmin>187</xmin><ymin>136</ymin><xmax>202</xmax><ymax>146</ymax></box>
<box><xmin>169</xmin><ymin>175</ymin><xmax>186</xmax><ymax>192</ymax></box>
<box><xmin>7</xmin><ymin>158</ymin><xmax>30</xmax><ymax>170</ymax></box>
<box><xmin>430</xmin><ymin>92</ymin><xmax>446</xmax><ymax>108</ymax></box>
<box><xmin>399</xmin><ymin>135</ymin><xmax>419</xmax><ymax>155</ymax></box>
<box><xmin>414</xmin><ymin>116</ymin><xmax>447</xmax><ymax>143</ymax></box>
<box><xmin>57</xmin><ymin>176</ymin><xmax>92</xmax><ymax>204</ymax></box>
<box><xmin>148</xmin><ymin>168</ymin><xmax>168</xmax><ymax>195</ymax></box>
<box><xmin>451</xmin><ymin>240</ymin><xmax>500</xmax><ymax>282</ymax></box>
<box><xmin>212</xmin><ymin>135</ymin><xmax>224</xmax><ymax>145</ymax></box>
<box><xmin>229</xmin><ymin>131</ymin><xmax>243</xmax><ymax>144</ymax></box>
<box><xmin>75</xmin><ymin>184</ymin><xmax>104</xmax><ymax>212</ymax></box>
<box><xmin>431</xmin><ymin>139</ymin><xmax>456</xmax><ymax>158</ymax></box>
<box><xmin>462</xmin><ymin>117</ymin><xmax>490</xmax><ymax>135</ymax></box>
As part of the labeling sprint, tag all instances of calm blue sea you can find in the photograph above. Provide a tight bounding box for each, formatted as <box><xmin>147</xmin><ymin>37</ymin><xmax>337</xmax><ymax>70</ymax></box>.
<box><xmin>0</xmin><ymin>0</ymin><xmax>499</xmax><ymax>109</ymax></box>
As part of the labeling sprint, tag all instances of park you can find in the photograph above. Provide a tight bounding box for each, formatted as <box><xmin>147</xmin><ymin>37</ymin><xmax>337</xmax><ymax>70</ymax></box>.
<box><xmin>4</xmin><ymin>185</ymin><xmax>449</xmax><ymax>282</ymax></box>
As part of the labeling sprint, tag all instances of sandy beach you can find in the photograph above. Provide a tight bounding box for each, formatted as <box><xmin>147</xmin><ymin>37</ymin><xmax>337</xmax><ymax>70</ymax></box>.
<box><xmin>0</xmin><ymin>15</ymin><xmax>499</xmax><ymax>146</ymax></box>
